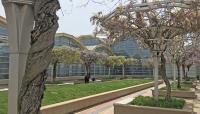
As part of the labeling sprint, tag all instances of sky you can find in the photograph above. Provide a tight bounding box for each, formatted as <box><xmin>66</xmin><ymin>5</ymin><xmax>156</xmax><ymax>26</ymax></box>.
<box><xmin>0</xmin><ymin>0</ymin><xmax>121</xmax><ymax>37</ymax></box>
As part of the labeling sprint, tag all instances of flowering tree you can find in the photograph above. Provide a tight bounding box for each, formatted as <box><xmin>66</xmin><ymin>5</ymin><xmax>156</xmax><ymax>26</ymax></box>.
<box><xmin>167</xmin><ymin>36</ymin><xmax>186</xmax><ymax>88</ymax></box>
<box><xmin>123</xmin><ymin>58</ymin><xmax>138</xmax><ymax>77</ymax></box>
<box><xmin>117</xmin><ymin>56</ymin><xmax>126</xmax><ymax>77</ymax></box>
<box><xmin>52</xmin><ymin>47</ymin><xmax>63</xmax><ymax>82</ymax></box>
<box><xmin>52</xmin><ymin>46</ymin><xmax>80</xmax><ymax>82</ymax></box>
<box><xmin>101</xmin><ymin>56</ymin><xmax>116</xmax><ymax>77</ymax></box>
<box><xmin>80</xmin><ymin>50</ymin><xmax>107</xmax><ymax>83</ymax></box>
<box><xmin>184</xmin><ymin>46</ymin><xmax>200</xmax><ymax>67</ymax></box>
<box><xmin>179</xmin><ymin>32</ymin><xmax>200</xmax><ymax>80</ymax></box>
<box><xmin>91</xmin><ymin>1</ymin><xmax>200</xmax><ymax>100</ymax></box>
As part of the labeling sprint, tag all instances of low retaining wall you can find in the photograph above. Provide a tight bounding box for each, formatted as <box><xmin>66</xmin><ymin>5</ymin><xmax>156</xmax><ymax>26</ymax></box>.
<box><xmin>152</xmin><ymin>90</ymin><xmax>196</xmax><ymax>98</ymax></box>
<box><xmin>114</xmin><ymin>103</ymin><xmax>193</xmax><ymax>114</ymax></box>
<box><xmin>0</xmin><ymin>79</ymin><xmax>8</xmax><ymax>85</ymax></box>
<box><xmin>41</xmin><ymin>81</ymin><xmax>162</xmax><ymax>114</ymax></box>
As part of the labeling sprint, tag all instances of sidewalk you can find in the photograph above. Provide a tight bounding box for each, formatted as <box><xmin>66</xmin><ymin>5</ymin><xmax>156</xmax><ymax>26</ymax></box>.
<box><xmin>75</xmin><ymin>83</ymin><xmax>165</xmax><ymax>114</ymax></box>
<box><xmin>0</xmin><ymin>85</ymin><xmax>8</xmax><ymax>91</ymax></box>
<box><xmin>194</xmin><ymin>82</ymin><xmax>200</xmax><ymax>114</ymax></box>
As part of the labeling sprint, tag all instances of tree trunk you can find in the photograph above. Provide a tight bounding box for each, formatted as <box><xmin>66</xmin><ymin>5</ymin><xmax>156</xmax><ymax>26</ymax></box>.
<box><xmin>122</xmin><ymin>64</ymin><xmax>125</xmax><ymax>78</ymax></box>
<box><xmin>186</xmin><ymin>64</ymin><xmax>192</xmax><ymax>80</ymax></box>
<box><xmin>182</xmin><ymin>64</ymin><xmax>186</xmax><ymax>80</ymax></box>
<box><xmin>94</xmin><ymin>64</ymin><xmax>96</xmax><ymax>77</ymax></box>
<box><xmin>53</xmin><ymin>61</ymin><xmax>58</xmax><ymax>82</ymax></box>
<box><xmin>153</xmin><ymin>55</ymin><xmax>159</xmax><ymax>100</ymax></box>
<box><xmin>104</xmin><ymin>66</ymin><xmax>106</xmax><ymax>76</ymax></box>
<box><xmin>173</xmin><ymin>63</ymin><xmax>176</xmax><ymax>81</ymax></box>
<box><xmin>68</xmin><ymin>64</ymin><xmax>72</xmax><ymax>76</ymax></box>
<box><xmin>18</xmin><ymin>0</ymin><xmax>60</xmax><ymax>114</ymax></box>
<box><xmin>160</xmin><ymin>53</ymin><xmax>171</xmax><ymax>101</ymax></box>
<box><xmin>85</xmin><ymin>64</ymin><xmax>91</xmax><ymax>83</ymax></box>
<box><xmin>108</xmin><ymin>67</ymin><xmax>111</xmax><ymax>77</ymax></box>
<box><xmin>176</xmin><ymin>61</ymin><xmax>181</xmax><ymax>89</ymax></box>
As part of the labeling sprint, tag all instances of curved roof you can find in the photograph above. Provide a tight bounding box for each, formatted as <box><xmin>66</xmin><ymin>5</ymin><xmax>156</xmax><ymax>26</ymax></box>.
<box><xmin>0</xmin><ymin>16</ymin><xmax>7</xmax><ymax>28</ymax></box>
<box><xmin>78</xmin><ymin>35</ymin><xmax>106</xmax><ymax>45</ymax></box>
<box><xmin>55</xmin><ymin>33</ymin><xmax>87</xmax><ymax>50</ymax></box>
<box><xmin>0</xmin><ymin>16</ymin><xmax>8</xmax><ymax>43</ymax></box>
<box><xmin>94</xmin><ymin>44</ymin><xmax>113</xmax><ymax>55</ymax></box>
<box><xmin>56</xmin><ymin>33</ymin><xmax>113</xmax><ymax>55</ymax></box>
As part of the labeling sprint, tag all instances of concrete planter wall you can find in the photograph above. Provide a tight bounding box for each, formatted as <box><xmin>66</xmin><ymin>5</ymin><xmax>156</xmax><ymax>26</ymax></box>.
<box><xmin>152</xmin><ymin>90</ymin><xmax>196</xmax><ymax>98</ymax></box>
<box><xmin>114</xmin><ymin>103</ymin><xmax>194</xmax><ymax>114</ymax></box>
<box><xmin>41</xmin><ymin>81</ymin><xmax>162</xmax><ymax>114</ymax></box>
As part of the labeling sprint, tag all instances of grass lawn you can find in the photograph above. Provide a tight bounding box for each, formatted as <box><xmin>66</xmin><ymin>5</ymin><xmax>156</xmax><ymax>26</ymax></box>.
<box><xmin>0</xmin><ymin>91</ymin><xmax>7</xmax><ymax>114</ymax></box>
<box><xmin>160</xmin><ymin>81</ymin><xmax>193</xmax><ymax>91</ymax></box>
<box><xmin>131</xmin><ymin>96</ymin><xmax>185</xmax><ymax>109</ymax></box>
<box><xmin>0</xmin><ymin>79</ymin><xmax>151</xmax><ymax>114</ymax></box>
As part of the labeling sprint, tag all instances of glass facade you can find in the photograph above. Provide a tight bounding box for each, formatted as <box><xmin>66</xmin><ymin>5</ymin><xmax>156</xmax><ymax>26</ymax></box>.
<box><xmin>52</xmin><ymin>35</ymin><xmax>154</xmax><ymax>77</ymax></box>
<box><xmin>111</xmin><ymin>38</ymin><xmax>151</xmax><ymax>59</ymax></box>
<box><xmin>80</xmin><ymin>37</ymin><xmax>101</xmax><ymax>46</ymax></box>
<box><xmin>55</xmin><ymin>36</ymin><xmax>80</xmax><ymax>48</ymax></box>
<box><xmin>0</xmin><ymin>27</ymin><xmax>8</xmax><ymax>37</ymax></box>
<box><xmin>0</xmin><ymin>43</ymin><xmax>9</xmax><ymax>79</ymax></box>
<box><xmin>0</xmin><ymin>26</ymin><xmax>9</xmax><ymax>79</ymax></box>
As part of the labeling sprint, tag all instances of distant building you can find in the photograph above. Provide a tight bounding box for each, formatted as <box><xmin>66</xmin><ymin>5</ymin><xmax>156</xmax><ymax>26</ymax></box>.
<box><xmin>0</xmin><ymin>16</ymin><xmax>198</xmax><ymax>81</ymax></box>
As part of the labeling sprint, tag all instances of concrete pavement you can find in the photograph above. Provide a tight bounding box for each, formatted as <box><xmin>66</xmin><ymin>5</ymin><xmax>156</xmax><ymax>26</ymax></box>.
<box><xmin>0</xmin><ymin>85</ymin><xmax>8</xmax><ymax>91</ymax></box>
<box><xmin>75</xmin><ymin>83</ymin><xmax>166</xmax><ymax>114</ymax></box>
<box><xmin>194</xmin><ymin>82</ymin><xmax>200</xmax><ymax>114</ymax></box>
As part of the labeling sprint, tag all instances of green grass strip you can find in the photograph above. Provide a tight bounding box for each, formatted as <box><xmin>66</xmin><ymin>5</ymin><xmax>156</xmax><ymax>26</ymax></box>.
<box><xmin>0</xmin><ymin>79</ymin><xmax>151</xmax><ymax>114</ymax></box>
<box><xmin>160</xmin><ymin>81</ymin><xmax>193</xmax><ymax>91</ymax></box>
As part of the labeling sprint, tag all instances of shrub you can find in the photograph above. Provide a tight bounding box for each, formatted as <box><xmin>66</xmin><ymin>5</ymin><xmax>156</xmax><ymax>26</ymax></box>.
<box><xmin>161</xmin><ymin>81</ymin><xmax>193</xmax><ymax>91</ymax></box>
<box><xmin>131</xmin><ymin>96</ymin><xmax>185</xmax><ymax>109</ymax></box>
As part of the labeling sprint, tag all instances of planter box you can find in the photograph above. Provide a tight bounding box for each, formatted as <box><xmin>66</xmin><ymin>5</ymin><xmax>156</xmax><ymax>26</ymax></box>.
<box><xmin>41</xmin><ymin>81</ymin><xmax>163</xmax><ymax>114</ymax></box>
<box><xmin>152</xmin><ymin>90</ymin><xmax>196</xmax><ymax>99</ymax></box>
<box><xmin>114</xmin><ymin>103</ymin><xmax>194</xmax><ymax>114</ymax></box>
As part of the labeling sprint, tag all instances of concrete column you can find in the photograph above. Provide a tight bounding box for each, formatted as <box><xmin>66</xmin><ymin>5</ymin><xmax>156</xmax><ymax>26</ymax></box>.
<box><xmin>2</xmin><ymin>0</ymin><xmax>34</xmax><ymax>114</ymax></box>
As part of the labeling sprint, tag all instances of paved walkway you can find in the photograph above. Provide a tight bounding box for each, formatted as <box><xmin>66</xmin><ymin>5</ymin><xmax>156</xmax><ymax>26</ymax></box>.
<box><xmin>75</xmin><ymin>84</ymin><xmax>166</xmax><ymax>114</ymax></box>
<box><xmin>194</xmin><ymin>81</ymin><xmax>200</xmax><ymax>114</ymax></box>
<box><xmin>0</xmin><ymin>85</ymin><xmax>8</xmax><ymax>91</ymax></box>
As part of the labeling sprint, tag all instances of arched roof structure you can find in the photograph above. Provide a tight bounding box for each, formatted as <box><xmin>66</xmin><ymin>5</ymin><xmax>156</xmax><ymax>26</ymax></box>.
<box><xmin>55</xmin><ymin>33</ymin><xmax>87</xmax><ymax>50</ymax></box>
<box><xmin>0</xmin><ymin>16</ymin><xmax>7</xmax><ymax>28</ymax></box>
<box><xmin>94</xmin><ymin>44</ymin><xmax>113</xmax><ymax>55</ymax></box>
<box><xmin>0</xmin><ymin>16</ymin><xmax>113</xmax><ymax>55</ymax></box>
<box><xmin>77</xmin><ymin>34</ymin><xmax>113</xmax><ymax>55</ymax></box>
<box><xmin>0</xmin><ymin>16</ymin><xmax>8</xmax><ymax>43</ymax></box>
<box><xmin>78</xmin><ymin>35</ymin><xmax>106</xmax><ymax>45</ymax></box>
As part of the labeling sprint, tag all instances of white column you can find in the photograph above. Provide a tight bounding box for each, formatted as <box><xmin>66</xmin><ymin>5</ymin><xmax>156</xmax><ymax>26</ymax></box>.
<box><xmin>153</xmin><ymin>55</ymin><xmax>159</xmax><ymax>100</ymax></box>
<box><xmin>2</xmin><ymin>0</ymin><xmax>34</xmax><ymax>114</ymax></box>
<box><xmin>180</xmin><ymin>65</ymin><xmax>183</xmax><ymax>82</ymax></box>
